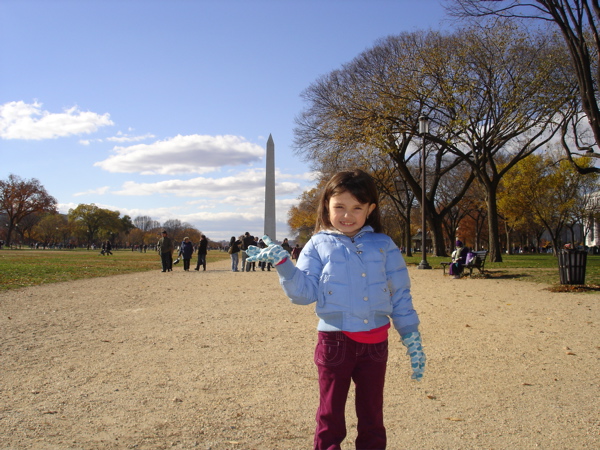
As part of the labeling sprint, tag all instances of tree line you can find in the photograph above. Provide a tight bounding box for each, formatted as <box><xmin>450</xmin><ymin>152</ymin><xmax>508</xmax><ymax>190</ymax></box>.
<box><xmin>0</xmin><ymin>174</ymin><xmax>209</xmax><ymax>249</ymax></box>
<box><xmin>288</xmin><ymin>13</ymin><xmax>600</xmax><ymax>262</ymax></box>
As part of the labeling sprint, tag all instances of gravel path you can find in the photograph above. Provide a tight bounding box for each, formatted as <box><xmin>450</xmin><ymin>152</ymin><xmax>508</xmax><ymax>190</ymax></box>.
<box><xmin>1</xmin><ymin>258</ymin><xmax>599</xmax><ymax>449</ymax></box>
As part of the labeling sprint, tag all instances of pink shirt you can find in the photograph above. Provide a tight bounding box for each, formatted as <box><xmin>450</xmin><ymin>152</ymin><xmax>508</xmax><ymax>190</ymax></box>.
<box><xmin>343</xmin><ymin>322</ymin><xmax>390</xmax><ymax>344</ymax></box>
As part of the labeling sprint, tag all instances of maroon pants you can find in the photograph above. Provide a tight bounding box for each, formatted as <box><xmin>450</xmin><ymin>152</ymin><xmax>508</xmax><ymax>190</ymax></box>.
<box><xmin>313</xmin><ymin>331</ymin><xmax>388</xmax><ymax>450</ymax></box>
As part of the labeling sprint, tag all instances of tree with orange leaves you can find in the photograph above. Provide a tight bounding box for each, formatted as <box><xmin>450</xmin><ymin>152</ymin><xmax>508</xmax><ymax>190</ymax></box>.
<box><xmin>0</xmin><ymin>174</ymin><xmax>57</xmax><ymax>247</ymax></box>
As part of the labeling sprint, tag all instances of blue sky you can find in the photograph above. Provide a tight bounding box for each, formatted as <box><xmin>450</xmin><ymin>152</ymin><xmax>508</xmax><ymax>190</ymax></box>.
<box><xmin>0</xmin><ymin>0</ymin><xmax>449</xmax><ymax>242</ymax></box>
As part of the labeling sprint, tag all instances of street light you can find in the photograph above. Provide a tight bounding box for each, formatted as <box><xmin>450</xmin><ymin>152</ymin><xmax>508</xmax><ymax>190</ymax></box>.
<box><xmin>418</xmin><ymin>115</ymin><xmax>432</xmax><ymax>270</ymax></box>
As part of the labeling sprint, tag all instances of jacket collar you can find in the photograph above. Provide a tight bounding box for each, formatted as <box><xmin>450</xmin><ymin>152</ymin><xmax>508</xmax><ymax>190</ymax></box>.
<box><xmin>321</xmin><ymin>225</ymin><xmax>374</xmax><ymax>240</ymax></box>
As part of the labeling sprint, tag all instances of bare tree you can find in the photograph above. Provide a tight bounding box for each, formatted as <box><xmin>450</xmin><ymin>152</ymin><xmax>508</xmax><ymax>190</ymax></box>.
<box><xmin>295</xmin><ymin>21</ymin><xmax>574</xmax><ymax>261</ymax></box>
<box><xmin>134</xmin><ymin>215</ymin><xmax>160</xmax><ymax>232</ymax></box>
<box><xmin>446</xmin><ymin>0</ymin><xmax>600</xmax><ymax>173</ymax></box>
<box><xmin>162</xmin><ymin>219</ymin><xmax>195</xmax><ymax>244</ymax></box>
<box><xmin>433</xmin><ymin>21</ymin><xmax>577</xmax><ymax>261</ymax></box>
<box><xmin>294</xmin><ymin>30</ymin><xmax>477</xmax><ymax>257</ymax></box>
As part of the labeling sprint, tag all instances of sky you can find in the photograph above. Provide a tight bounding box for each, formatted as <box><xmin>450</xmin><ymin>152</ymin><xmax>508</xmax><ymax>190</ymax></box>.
<box><xmin>0</xmin><ymin>0</ymin><xmax>450</xmax><ymax>243</ymax></box>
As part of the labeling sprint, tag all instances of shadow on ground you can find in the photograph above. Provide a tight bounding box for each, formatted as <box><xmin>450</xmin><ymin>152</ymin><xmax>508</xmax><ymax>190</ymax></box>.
<box><xmin>479</xmin><ymin>271</ymin><xmax>531</xmax><ymax>280</ymax></box>
<box><xmin>481</xmin><ymin>270</ymin><xmax>600</xmax><ymax>292</ymax></box>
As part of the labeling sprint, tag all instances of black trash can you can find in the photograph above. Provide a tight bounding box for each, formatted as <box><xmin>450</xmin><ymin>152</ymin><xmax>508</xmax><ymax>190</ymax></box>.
<box><xmin>558</xmin><ymin>249</ymin><xmax>587</xmax><ymax>285</ymax></box>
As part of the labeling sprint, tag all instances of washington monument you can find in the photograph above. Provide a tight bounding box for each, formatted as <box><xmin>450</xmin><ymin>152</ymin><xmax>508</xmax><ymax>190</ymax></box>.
<box><xmin>264</xmin><ymin>134</ymin><xmax>276</xmax><ymax>240</ymax></box>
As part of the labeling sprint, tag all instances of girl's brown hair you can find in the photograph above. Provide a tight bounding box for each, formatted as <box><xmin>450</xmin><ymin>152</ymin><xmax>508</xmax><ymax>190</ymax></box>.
<box><xmin>314</xmin><ymin>169</ymin><xmax>382</xmax><ymax>233</ymax></box>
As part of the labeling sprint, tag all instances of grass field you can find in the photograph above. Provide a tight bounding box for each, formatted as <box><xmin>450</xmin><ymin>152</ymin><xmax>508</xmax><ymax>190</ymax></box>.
<box><xmin>404</xmin><ymin>252</ymin><xmax>600</xmax><ymax>289</ymax></box>
<box><xmin>0</xmin><ymin>248</ymin><xmax>598</xmax><ymax>292</ymax></box>
<box><xmin>0</xmin><ymin>249</ymin><xmax>230</xmax><ymax>291</ymax></box>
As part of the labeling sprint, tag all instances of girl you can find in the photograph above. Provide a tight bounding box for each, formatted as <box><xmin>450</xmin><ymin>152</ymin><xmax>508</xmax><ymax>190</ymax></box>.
<box><xmin>247</xmin><ymin>169</ymin><xmax>425</xmax><ymax>450</ymax></box>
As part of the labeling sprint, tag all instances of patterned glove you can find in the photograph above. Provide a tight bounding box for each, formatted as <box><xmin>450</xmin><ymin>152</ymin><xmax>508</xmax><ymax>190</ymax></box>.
<box><xmin>246</xmin><ymin>235</ymin><xmax>288</xmax><ymax>265</ymax></box>
<box><xmin>401</xmin><ymin>331</ymin><xmax>426</xmax><ymax>381</ymax></box>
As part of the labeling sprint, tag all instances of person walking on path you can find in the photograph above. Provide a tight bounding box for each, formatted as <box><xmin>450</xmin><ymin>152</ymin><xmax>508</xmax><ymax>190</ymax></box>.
<box><xmin>291</xmin><ymin>244</ymin><xmax>301</xmax><ymax>260</ymax></box>
<box><xmin>228</xmin><ymin>236</ymin><xmax>241</xmax><ymax>272</ymax></box>
<box><xmin>195</xmin><ymin>235</ymin><xmax>208</xmax><ymax>271</ymax></box>
<box><xmin>241</xmin><ymin>232</ymin><xmax>254</xmax><ymax>272</ymax></box>
<box><xmin>247</xmin><ymin>169</ymin><xmax>425</xmax><ymax>450</ymax></box>
<box><xmin>245</xmin><ymin>235</ymin><xmax>257</xmax><ymax>272</ymax></box>
<box><xmin>157</xmin><ymin>231</ymin><xmax>174</xmax><ymax>272</ymax></box>
<box><xmin>281</xmin><ymin>238</ymin><xmax>292</xmax><ymax>255</ymax></box>
<box><xmin>177</xmin><ymin>237</ymin><xmax>194</xmax><ymax>271</ymax></box>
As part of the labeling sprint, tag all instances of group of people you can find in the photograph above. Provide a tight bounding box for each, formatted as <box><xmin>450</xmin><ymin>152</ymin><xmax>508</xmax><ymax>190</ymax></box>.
<box><xmin>157</xmin><ymin>231</ymin><xmax>301</xmax><ymax>274</ymax></box>
<box><xmin>99</xmin><ymin>240</ymin><xmax>113</xmax><ymax>256</ymax></box>
<box><xmin>228</xmin><ymin>233</ymin><xmax>297</xmax><ymax>272</ymax></box>
<box><xmin>157</xmin><ymin>231</ymin><xmax>208</xmax><ymax>272</ymax></box>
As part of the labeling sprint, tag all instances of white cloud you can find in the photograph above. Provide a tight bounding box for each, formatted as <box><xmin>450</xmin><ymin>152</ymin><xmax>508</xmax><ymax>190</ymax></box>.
<box><xmin>114</xmin><ymin>169</ymin><xmax>300</xmax><ymax>199</ymax></box>
<box><xmin>0</xmin><ymin>101</ymin><xmax>113</xmax><ymax>140</ymax></box>
<box><xmin>94</xmin><ymin>134</ymin><xmax>264</xmax><ymax>175</ymax></box>
<box><xmin>73</xmin><ymin>186</ymin><xmax>111</xmax><ymax>197</ymax></box>
<box><xmin>57</xmin><ymin>164</ymin><xmax>315</xmax><ymax>242</ymax></box>
<box><xmin>107</xmin><ymin>131</ymin><xmax>155</xmax><ymax>143</ymax></box>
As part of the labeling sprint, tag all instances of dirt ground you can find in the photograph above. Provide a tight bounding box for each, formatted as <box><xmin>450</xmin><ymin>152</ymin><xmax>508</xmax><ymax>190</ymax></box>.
<box><xmin>1</xmin><ymin>258</ymin><xmax>599</xmax><ymax>449</ymax></box>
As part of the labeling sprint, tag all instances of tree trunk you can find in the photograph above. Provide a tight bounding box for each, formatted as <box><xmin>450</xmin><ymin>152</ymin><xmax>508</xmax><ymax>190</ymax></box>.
<box><xmin>5</xmin><ymin>225</ymin><xmax>13</xmax><ymax>247</ymax></box>
<box><xmin>551</xmin><ymin>236</ymin><xmax>560</xmax><ymax>257</ymax></box>
<box><xmin>505</xmin><ymin>227</ymin><xmax>512</xmax><ymax>255</ymax></box>
<box><xmin>426</xmin><ymin>197</ymin><xmax>448</xmax><ymax>257</ymax></box>
<box><xmin>403</xmin><ymin>216</ymin><xmax>413</xmax><ymax>257</ymax></box>
<box><xmin>486</xmin><ymin>189</ymin><xmax>504</xmax><ymax>262</ymax></box>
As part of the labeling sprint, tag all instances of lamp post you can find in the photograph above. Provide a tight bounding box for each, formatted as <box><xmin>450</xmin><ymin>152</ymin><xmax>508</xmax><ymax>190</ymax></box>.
<box><xmin>418</xmin><ymin>115</ymin><xmax>432</xmax><ymax>270</ymax></box>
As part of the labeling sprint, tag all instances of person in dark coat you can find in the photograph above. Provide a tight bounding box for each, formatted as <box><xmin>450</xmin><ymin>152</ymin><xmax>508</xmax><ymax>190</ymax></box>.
<box><xmin>195</xmin><ymin>234</ymin><xmax>208</xmax><ymax>271</ymax></box>
<box><xmin>158</xmin><ymin>231</ymin><xmax>174</xmax><ymax>272</ymax></box>
<box><xmin>178</xmin><ymin>237</ymin><xmax>194</xmax><ymax>271</ymax></box>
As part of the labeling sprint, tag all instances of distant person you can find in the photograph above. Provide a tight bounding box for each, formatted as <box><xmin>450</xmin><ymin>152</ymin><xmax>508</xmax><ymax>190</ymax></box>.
<box><xmin>291</xmin><ymin>244</ymin><xmax>301</xmax><ymax>260</ymax></box>
<box><xmin>241</xmin><ymin>232</ymin><xmax>254</xmax><ymax>272</ymax></box>
<box><xmin>450</xmin><ymin>240</ymin><xmax>468</xmax><ymax>279</ymax></box>
<box><xmin>281</xmin><ymin>238</ymin><xmax>292</xmax><ymax>255</ymax></box>
<box><xmin>246</xmin><ymin>236</ymin><xmax>257</xmax><ymax>271</ymax></box>
<box><xmin>104</xmin><ymin>240</ymin><xmax>113</xmax><ymax>255</ymax></box>
<box><xmin>158</xmin><ymin>230</ymin><xmax>174</xmax><ymax>272</ymax></box>
<box><xmin>228</xmin><ymin>236</ymin><xmax>241</xmax><ymax>272</ymax></box>
<box><xmin>195</xmin><ymin>234</ymin><xmax>208</xmax><ymax>271</ymax></box>
<box><xmin>177</xmin><ymin>237</ymin><xmax>194</xmax><ymax>271</ymax></box>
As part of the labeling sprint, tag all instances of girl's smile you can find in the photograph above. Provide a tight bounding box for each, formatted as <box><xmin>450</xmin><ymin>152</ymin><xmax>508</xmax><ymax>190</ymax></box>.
<box><xmin>328</xmin><ymin>191</ymin><xmax>376</xmax><ymax>237</ymax></box>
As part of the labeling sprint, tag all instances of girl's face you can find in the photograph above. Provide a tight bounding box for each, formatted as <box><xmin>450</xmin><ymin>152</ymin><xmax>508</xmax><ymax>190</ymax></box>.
<box><xmin>328</xmin><ymin>191</ymin><xmax>376</xmax><ymax>237</ymax></box>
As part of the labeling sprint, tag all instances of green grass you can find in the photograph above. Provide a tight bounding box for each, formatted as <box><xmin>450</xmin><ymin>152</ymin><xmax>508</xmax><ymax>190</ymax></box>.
<box><xmin>0</xmin><ymin>249</ymin><xmax>230</xmax><ymax>291</ymax></box>
<box><xmin>1</xmin><ymin>248</ymin><xmax>598</xmax><ymax>292</ymax></box>
<box><xmin>405</xmin><ymin>252</ymin><xmax>600</xmax><ymax>288</ymax></box>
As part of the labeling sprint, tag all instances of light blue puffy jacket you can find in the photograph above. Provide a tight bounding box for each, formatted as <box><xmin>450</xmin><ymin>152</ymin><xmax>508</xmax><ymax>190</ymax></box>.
<box><xmin>275</xmin><ymin>226</ymin><xmax>420</xmax><ymax>336</ymax></box>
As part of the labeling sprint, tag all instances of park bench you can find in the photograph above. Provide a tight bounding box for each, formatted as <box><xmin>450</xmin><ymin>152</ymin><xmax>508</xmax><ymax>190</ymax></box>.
<box><xmin>441</xmin><ymin>250</ymin><xmax>488</xmax><ymax>277</ymax></box>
